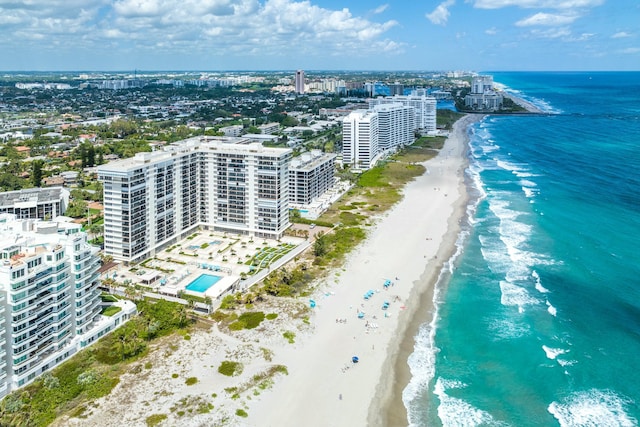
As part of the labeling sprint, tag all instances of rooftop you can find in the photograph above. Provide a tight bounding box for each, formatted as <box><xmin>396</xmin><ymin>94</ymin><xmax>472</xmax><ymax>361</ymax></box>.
<box><xmin>0</xmin><ymin>187</ymin><xmax>66</xmax><ymax>206</ymax></box>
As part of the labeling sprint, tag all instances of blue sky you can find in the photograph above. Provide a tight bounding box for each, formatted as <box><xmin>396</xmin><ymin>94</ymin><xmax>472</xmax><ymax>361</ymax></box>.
<box><xmin>0</xmin><ymin>0</ymin><xmax>638</xmax><ymax>71</ymax></box>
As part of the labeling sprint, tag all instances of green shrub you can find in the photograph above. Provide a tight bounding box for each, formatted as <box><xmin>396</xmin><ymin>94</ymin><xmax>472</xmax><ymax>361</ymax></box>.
<box><xmin>239</xmin><ymin>312</ymin><xmax>265</xmax><ymax>329</ymax></box>
<box><xmin>146</xmin><ymin>413</ymin><xmax>167</xmax><ymax>426</ymax></box>
<box><xmin>228</xmin><ymin>321</ymin><xmax>244</xmax><ymax>331</ymax></box>
<box><xmin>283</xmin><ymin>331</ymin><xmax>295</xmax><ymax>344</ymax></box>
<box><xmin>265</xmin><ymin>313</ymin><xmax>278</xmax><ymax>320</ymax></box>
<box><xmin>185</xmin><ymin>377</ymin><xmax>198</xmax><ymax>386</ymax></box>
<box><xmin>171</xmin><ymin>373</ymin><xmax>179</xmax><ymax>379</ymax></box>
<box><xmin>228</xmin><ymin>311</ymin><xmax>265</xmax><ymax>330</ymax></box>
<box><xmin>236</xmin><ymin>409</ymin><xmax>248</xmax><ymax>418</ymax></box>
<box><xmin>218</xmin><ymin>361</ymin><xmax>243</xmax><ymax>377</ymax></box>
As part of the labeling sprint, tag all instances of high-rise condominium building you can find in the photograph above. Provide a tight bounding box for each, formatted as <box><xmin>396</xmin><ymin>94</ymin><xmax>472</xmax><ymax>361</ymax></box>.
<box><xmin>98</xmin><ymin>137</ymin><xmax>292</xmax><ymax>264</ymax></box>
<box><xmin>369</xmin><ymin>94</ymin><xmax>437</xmax><ymax>133</ymax></box>
<box><xmin>389</xmin><ymin>82</ymin><xmax>404</xmax><ymax>96</ymax></box>
<box><xmin>373</xmin><ymin>103</ymin><xmax>415</xmax><ymax>151</ymax></box>
<box><xmin>342</xmin><ymin>110</ymin><xmax>379</xmax><ymax>170</ymax></box>
<box><xmin>0</xmin><ymin>214</ymin><xmax>134</xmax><ymax>398</ymax></box>
<box><xmin>289</xmin><ymin>150</ymin><xmax>337</xmax><ymax>206</ymax></box>
<box><xmin>295</xmin><ymin>70</ymin><xmax>305</xmax><ymax>94</ymax></box>
<box><xmin>342</xmin><ymin>103</ymin><xmax>415</xmax><ymax>171</ymax></box>
<box><xmin>471</xmin><ymin>75</ymin><xmax>494</xmax><ymax>94</ymax></box>
<box><xmin>465</xmin><ymin>75</ymin><xmax>503</xmax><ymax>111</ymax></box>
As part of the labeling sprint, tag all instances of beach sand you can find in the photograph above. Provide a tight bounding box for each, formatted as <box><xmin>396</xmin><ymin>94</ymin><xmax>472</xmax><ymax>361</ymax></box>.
<box><xmin>54</xmin><ymin>114</ymin><xmax>482</xmax><ymax>427</ymax></box>
<box><xmin>248</xmin><ymin>113</ymin><xmax>482</xmax><ymax>427</ymax></box>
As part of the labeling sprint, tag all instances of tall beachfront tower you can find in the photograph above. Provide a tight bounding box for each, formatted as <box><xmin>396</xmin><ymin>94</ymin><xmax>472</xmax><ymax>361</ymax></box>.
<box><xmin>369</xmin><ymin>94</ymin><xmax>437</xmax><ymax>133</ymax></box>
<box><xmin>471</xmin><ymin>75</ymin><xmax>494</xmax><ymax>94</ymax></box>
<box><xmin>342</xmin><ymin>110</ymin><xmax>379</xmax><ymax>170</ymax></box>
<box><xmin>372</xmin><ymin>103</ymin><xmax>415</xmax><ymax>150</ymax></box>
<box><xmin>295</xmin><ymin>70</ymin><xmax>305</xmax><ymax>94</ymax></box>
<box><xmin>0</xmin><ymin>214</ymin><xmax>134</xmax><ymax>398</ymax></box>
<box><xmin>98</xmin><ymin>137</ymin><xmax>292</xmax><ymax>264</ymax></box>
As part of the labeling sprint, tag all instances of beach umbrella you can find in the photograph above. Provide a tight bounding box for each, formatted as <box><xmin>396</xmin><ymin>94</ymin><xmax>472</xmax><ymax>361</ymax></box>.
<box><xmin>352</xmin><ymin>356</ymin><xmax>359</xmax><ymax>363</ymax></box>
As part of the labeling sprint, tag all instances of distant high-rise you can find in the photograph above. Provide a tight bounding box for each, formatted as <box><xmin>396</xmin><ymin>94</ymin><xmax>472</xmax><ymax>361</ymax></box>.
<box><xmin>389</xmin><ymin>82</ymin><xmax>404</xmax><ymax>96</ymax></box>
<box><xmin>369</xmin><ymin>94</ymin><xmax>437</xmax><ymax>133</ymax></box>
<box><xmin>295</xmin><ymin>70</ymin><xmax>305</xmax><ymax>94</ymax></box>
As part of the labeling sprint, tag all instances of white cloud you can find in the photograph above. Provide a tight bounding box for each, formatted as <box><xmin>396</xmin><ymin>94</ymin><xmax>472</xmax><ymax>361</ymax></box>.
<box><xmin>516</xmin><ymin>12</ymin><xmax>579</xmax><ymax>26</ymax></box>
<box><xmin>619</xmin><ymin>47</ymin><xmax>640</xmax><ymax>54</ymax></box>
<box><xmin>0</xmin><ymin>0</ymin><xmax>401</xmax><ymax>60</ymax></box>
<box><xmin>470</xmin><ymin>0</ymin><xmax>603</xmax><ymax>9</ymax></box>
<box><xmin>426</xmin><ymin>0</ymin><xmax>456</xmax><ymax>25</ymax></box>
<box><xmin>528</xmin><ymin>27</ymin><xmax>571</xmax><ymax>38</ymax></box>
<box><xmin>485</xmin><ymin>27</ymin><xmax>498</xmax><ymax>35</ymax></box>
<box><xmin>611</xmin><ymin>31</ymin><xmax>632</xmax><ymax>39</ymax></box>
<box><xmin>372</xmin><ymin>4</ymin><xmax>389</xmax><ymax>14</ymax></box>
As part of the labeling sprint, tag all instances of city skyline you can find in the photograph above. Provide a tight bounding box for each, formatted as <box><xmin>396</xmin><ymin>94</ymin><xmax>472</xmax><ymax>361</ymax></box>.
<box><xmin>0</xmin><ymin>0</ymin><xmax>638</xmax><ymax>72</ymax></box>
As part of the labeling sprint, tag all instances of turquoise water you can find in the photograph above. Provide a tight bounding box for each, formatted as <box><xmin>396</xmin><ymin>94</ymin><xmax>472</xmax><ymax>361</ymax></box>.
<box><xmin>404</xmin><ymin>72</ymin><xmax>640</xmax><ymax>426</ymax></box>
<box><xmin>186</xmin><ymin>274</ymin><xmax>222</xmax><ymax>293</ymax></box>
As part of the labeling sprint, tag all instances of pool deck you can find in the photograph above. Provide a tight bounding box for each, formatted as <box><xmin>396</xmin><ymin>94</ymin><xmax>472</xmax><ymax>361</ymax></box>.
<box><xmin>108</xmin><ymin>232</ymin><xmax>307</xmax><ymax>302</ymax></box>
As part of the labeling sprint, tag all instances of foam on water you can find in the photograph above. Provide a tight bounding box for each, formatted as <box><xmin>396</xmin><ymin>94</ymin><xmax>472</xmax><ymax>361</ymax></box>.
<box><xmin>495</xmin><ymin>81</ymin><xmax>561</xmax><ymax>114</ymax></box>
<box><xmin>488</xmin><ymin>317</ymin><xmax>531</xmax><ymax>340</ymax></box>
<box><xmin>532</xmin><ymin>270</ymin><xmax>549</xmax><ymax>293</ymax></box>
<box><xmin>522</xmin><ymin>186</ymin><xmax>537</xmax><ymax>198</ymax></box>
<box><xmin>542</xmin><ymin>345</ymin><xmax>569</xmax><ymax>360</ymax></box>
<box><xmin>404</xmin><ymin>224</ymin><xmax>472</xmax><ymax>425</ymax></box>
<box><xmin>548</xmin><ymin>390</ymin><xmax>637</xmax><ymax>427</ymax></box>
<box><xmin>495</xmin><ymin>159</ymin><xmax>528</xmax><ymax>175</ymax></box>
<box><xmin>434</xmin><ymin>378</ymin><xmax>508</xmax><ymax>427</ymax></box>
<box><xmin>500</xmin><ymin>280</ymin><xmax>541</xmax><ymax>312</ymax></box>
<box><xmin>546</xmin><ymin>300</ymin><xmax>557</xmax><ymax>317</ymax></box>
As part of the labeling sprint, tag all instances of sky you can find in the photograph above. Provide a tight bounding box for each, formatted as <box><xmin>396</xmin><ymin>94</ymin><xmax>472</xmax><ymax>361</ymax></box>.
<box><xmin>0</xmin><ymin>0</ymin><xmax>638</xmax><ymax>71</ymax></box>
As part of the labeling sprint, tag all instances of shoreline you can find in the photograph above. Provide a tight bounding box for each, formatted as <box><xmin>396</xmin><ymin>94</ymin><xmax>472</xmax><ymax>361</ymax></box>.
<box><xmin>372</xmin><ymin>114</ymin><xmax>483</xmax><ymax>426</ymax></box>
<box><xmin>501</xmin><ymin>92</ymin><xmax>545</xmax><ymax>114</ymax></box>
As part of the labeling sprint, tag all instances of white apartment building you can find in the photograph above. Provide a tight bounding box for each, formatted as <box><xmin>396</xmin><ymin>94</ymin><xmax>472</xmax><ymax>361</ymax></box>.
<box><xmin>472</xmin><ymin>76</ymin><xmax>494</xmax><ymax>94</ymax></box>
<box><xmin>220</xmin><ymin>125</ymin><xmax>244</xmax><ymax>137</ymax></box>
<box><xmin>342</xmin><ymin>110</ymin><xmax>379</xmax><ymax>170</ymax></box>
<box><xmin>98</xmin><ymin>137</ymin><xmax>292</xmax><ymax>264</ymax></box>
<box><xmin>0</xmin><ymin>214</ymin><xmax>135</xmax><ymax>398</ymax></box>
<box><xmin>258</xmin><ymin>122</ymin><xmax>280</xmax><ymax>134</ymax></box>
<box><xmin>342</xmin><ymin>103</ymin><xmax>415</xmax><ymax>171</ymax></box>
<box><xmin>289</xmin><ymin>150</ymin><xmax>337</xmax><ymax>206</ymax></box>
<box><xmin>369</xmin><ymin>94</ymin><xmax>437</xmax><ymax>133</ymax></box>
<box><xmin>464</xmin><ymin>75</ymin><xmax>503</xmax><ymax>111</ymax></box>
<box><xmin>373</xmin><ymin>103</ymin><xmax>415</xmax><ymax>151</ymax></box>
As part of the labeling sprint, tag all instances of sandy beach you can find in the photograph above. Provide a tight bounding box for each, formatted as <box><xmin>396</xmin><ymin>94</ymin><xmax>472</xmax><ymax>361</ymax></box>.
<box><xmin>54</xmin><ymin>114</ymin><xmax>482</xmax><ymax>427</ymax></box>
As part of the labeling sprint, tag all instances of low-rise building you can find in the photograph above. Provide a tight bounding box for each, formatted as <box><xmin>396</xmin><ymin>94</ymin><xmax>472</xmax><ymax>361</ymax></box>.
<box><xmin>258</xmin><ymin>123</ymin><xmax>280</xmax><ymax>134</ymax></box>
<box><xmin>0</xmin><ymin>187</ymin><xmax>70</xmax><ymax>220</ymax></box>
<box><xmin>220</xmin><ymin>125</ymin><xmax>244</xmax><ymax>137</ymax></box>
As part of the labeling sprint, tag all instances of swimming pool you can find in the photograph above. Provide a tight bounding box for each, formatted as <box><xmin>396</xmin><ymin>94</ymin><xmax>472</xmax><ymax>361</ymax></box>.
<box><xmin>186</xmin><ymin>274</ymin><xmax>222</xmax><ymax>293</ymax></box>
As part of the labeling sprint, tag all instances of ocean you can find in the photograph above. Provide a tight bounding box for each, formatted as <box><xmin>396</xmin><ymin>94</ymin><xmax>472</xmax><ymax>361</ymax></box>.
<box><xmin>403</xmin><ymin>72</ymin><xmax>640</xmax><ymax>426</ymax></box>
